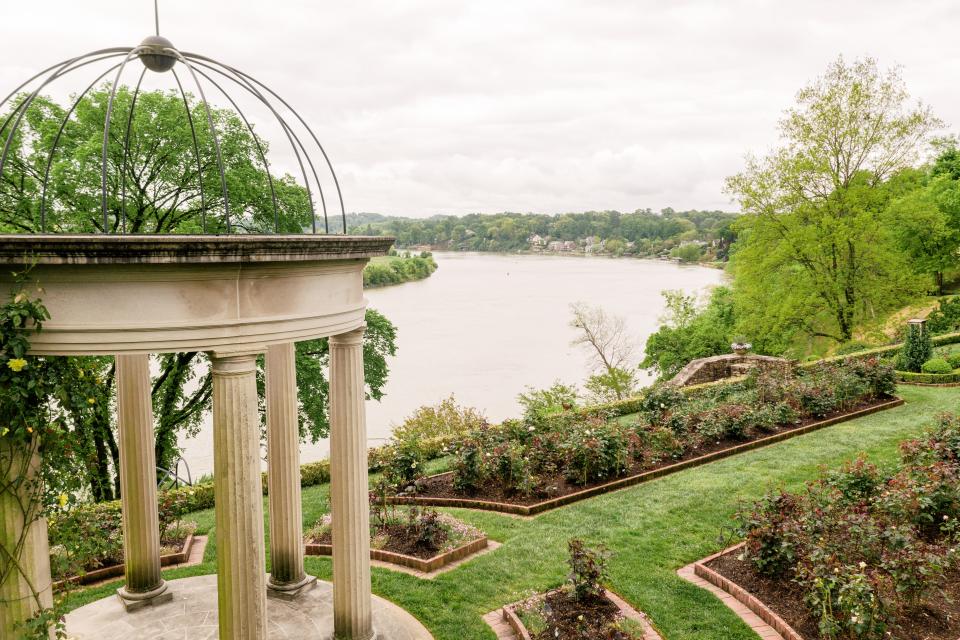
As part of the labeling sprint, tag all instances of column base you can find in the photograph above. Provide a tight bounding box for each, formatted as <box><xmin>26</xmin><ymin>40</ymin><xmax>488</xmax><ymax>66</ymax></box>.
<box><xmin>267</xmin><ymin>574</ymin><xmax>318</xmax><ymax>600</ymax></box>
<box><xmin>328</xmin><ymin>629</ymin><xmax>379</xmax><ymax>640</ymax></box>
<box><xmin>116</xmin><ymin>581</ymin><xmax>172</xmax><ymax>612</ymax></box>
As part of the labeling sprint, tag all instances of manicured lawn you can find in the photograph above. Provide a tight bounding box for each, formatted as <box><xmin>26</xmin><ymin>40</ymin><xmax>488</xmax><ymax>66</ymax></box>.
<box><xmin>64</xmin><ymin>385</ymin><xmax>959</xmax><ymax>639</ymax></box>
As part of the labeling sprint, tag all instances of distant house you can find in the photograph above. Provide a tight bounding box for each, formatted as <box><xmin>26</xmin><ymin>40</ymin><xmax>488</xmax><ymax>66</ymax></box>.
<box><xmin>547</xmin><ymin>241</ymin><xmax>564</xmax><ymax>252</ymax></box>
<box><xmin>562</xmin><ymin>240</ymin><xmax>577</xmax><ymax>252</ymax></box>
<box><xmin>528</xmin><ymin>234</ymin><xmax>546</xmax><ymax>247</ymax></box>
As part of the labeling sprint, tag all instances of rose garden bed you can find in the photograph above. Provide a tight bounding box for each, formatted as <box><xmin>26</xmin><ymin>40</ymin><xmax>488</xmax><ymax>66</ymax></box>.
<box><xmin>305</xmin><ymin>506</ymin><xmax>487</xmax><ymax>574</ymax></box>
<box><xmin>51</xmin><ymin>523</ymin><xmax>197</xmax><ymax>590</ymax></box>
<box><xmin>691</xmin><ymin>413</ymin><xmax>960</xmax><ymax>639</ymax></box>
<box><xmin>390</xmin><ymin>397</ymin><xmax>902</xmax><ymax>515</ymax></box>
<box><xmin>383</xmin><ymin>359</ymin><xmax>903</xmax><ymax>516</ymax></box>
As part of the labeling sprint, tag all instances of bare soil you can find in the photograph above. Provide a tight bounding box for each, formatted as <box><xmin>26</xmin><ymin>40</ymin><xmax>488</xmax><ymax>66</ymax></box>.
<box><xmin>518</xmin><ymin>590</ymin><xmax>635</xmax><ymax>640</ymax></box>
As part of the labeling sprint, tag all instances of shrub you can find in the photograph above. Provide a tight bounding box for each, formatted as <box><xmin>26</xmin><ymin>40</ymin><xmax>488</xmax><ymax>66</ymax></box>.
<box><xmin>835</xmin><ymin>340</ymin><xmax>876</xmax><ymax>355</ymax></box>
<box><xmin>899</xmin><ymin>323</ymin><xmax>932</xmax><ymax>372</ymax></box>
<box><xmin>451</xmin><ymin>434</ymin><xmax>489</xmax><ymax>494</ymax></box>
<box><xmin>639</xmin><ymin>426</ymin><xmax>685</xmax><ymax>462</ymax></box>
<box><xmin>390</xmin><ymin>395</ymin><xmax>486</xmax><ymax>445</ymax></box>
<box><xmin>383</xmin><ymin>439</ymin><xmax>425</xmax><ymax>491</ymax></box>
<box><xmin>517</xmin><ymin>381</ymin><xmax>580</xmax><ymax>426</ymax></box>
<box><xmin>921</xmin><ymin>357</ymin><xmax>953</xmax><ymax>374</ymax></box>
<box><xmin>563</xmin><ymin>420</ymin><xmax>629</xmax><ymax>485</ymax></box>
<box><xmin>566</xmin><ymin>539</ymin><xmax>611</xmax><ymax>601</ymax></box>
<box><xmin>638</xmin><ymin>384</ymin><xmax>685</xmax><ymax>427</ymax></box>
<box><xmin>491</xmin><ymin>441</ymin><xmax>535</xmax><ymax>496</ymax></box>
<box><xmin>798</xmin><ymin>384</ymin><xmax>837</xmax><ymax>418</ymax></box>
<box><xmin>735</xmin><ymin>490</ymin><xmax>801</xmax><ymax>577</ymax></box>
<box><xmin>948</xmin><ymin>352</ymin><xmax>960</xmax><ymax>369</ymax></box>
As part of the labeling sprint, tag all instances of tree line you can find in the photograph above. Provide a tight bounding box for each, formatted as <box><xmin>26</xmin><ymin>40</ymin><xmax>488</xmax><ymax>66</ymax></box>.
<box><xmin>344</xmin><ymin>209</ymin><xmax>738</xmax><ymax>259</ymax></box>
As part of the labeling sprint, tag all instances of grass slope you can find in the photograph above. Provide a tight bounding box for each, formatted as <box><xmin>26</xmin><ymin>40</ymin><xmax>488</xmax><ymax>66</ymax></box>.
<box><xmin>64</xmin><ymin>386</ymin><xmax>958</xmax><ymax>639</ymax></box>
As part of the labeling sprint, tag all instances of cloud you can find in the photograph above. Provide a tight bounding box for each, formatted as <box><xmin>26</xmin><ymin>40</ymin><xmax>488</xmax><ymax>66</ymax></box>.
<box><xmin>1</xmin><ymin>0</ymin><xmax>956</xmax><ymax>217</ymax></box>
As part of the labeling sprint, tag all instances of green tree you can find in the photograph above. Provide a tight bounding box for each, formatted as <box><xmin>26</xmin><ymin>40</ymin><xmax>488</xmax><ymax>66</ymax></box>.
<box><xmin>642</xmin><ymin>286</ymin><xmax>736</xmax><ymax>378</ymax></box>
<box><xmin>726</xmin><ymin>57</ymin><xmax>940</xmax><ymax>346</ymax></box>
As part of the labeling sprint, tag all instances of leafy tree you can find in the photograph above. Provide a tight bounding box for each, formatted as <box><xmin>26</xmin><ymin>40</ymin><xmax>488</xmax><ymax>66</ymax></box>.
<box><xmin>569</xmin><ymin>302</ymin><xmax>638</xmax><ymax>399</ymax></box>
<box><xmin>885</xmin><ymin>145</ymin><xmax>960</xmax><ymax>294</ymax></box>
<box><xmin>642</xmin><ymin>286</ymin><xmax>736</xmax><ymax>378</ymax></box>
<box><xmin>670</xmin><ymin>242</ymin><xmax>703</xmax><ymax>263</ymax></box>
<box><xmin>726</xmin><ymin>57</ymin><xmax>940</xmax><ymax>346</ymax></box>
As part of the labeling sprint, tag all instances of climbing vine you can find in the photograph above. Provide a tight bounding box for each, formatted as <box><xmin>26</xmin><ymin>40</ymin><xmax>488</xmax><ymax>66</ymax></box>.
<box><xmin>0</xmin><ymin>269</ymin><xmax>76</xmax><ymax>639</ymax></box>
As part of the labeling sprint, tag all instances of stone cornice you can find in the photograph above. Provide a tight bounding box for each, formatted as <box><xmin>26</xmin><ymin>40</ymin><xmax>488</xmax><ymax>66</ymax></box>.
<box><xmin>0</xmin><ymin>234</ymin><xmax>394</xmax><ymax>265</ymax></box>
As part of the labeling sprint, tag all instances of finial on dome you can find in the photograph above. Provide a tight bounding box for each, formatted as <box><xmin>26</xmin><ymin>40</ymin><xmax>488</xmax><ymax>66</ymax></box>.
<box><xmin>138</xmin><ymin>35</ymin><xmax>176</xmax><ymax>72</ymax></box>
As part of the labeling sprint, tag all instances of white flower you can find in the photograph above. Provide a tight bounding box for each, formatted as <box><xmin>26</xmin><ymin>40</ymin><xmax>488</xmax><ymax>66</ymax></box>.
<box><xmin>858</xmin><ymin>561</ymin><xmax>866</xmax><ymax>569</ymax></box>
<box><xmin>850</xmin><ymin>615</ymin><xmax>860</xmax><ymax>624</ymax></box>
<box><xmin>528</xmin><ymin>426</ymin><xmax>535</xmax><ymax>432</ymax></box>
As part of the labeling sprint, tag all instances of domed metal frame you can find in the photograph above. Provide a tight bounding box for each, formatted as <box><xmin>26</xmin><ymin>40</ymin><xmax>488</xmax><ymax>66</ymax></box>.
<box><xmin>0</xmin><ymin>21</ymin><xmax>346</xmax><ymax>235</ymax></box>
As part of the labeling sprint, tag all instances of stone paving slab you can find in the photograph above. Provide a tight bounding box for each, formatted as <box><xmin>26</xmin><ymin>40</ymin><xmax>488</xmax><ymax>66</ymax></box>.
<box><xmin>65</xmin><ymin>574</ymin><xmax>433</xmax><ymax>640</ymax></box>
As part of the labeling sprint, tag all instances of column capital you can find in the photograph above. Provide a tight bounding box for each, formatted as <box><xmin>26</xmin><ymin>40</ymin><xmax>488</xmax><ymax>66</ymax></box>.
<box><xmin>209</xmin><ymin>351</ymin><xmax>260</xmax><ymax>375</ymax></box>
<box><xmin>329</xmin><ymin>325</ymin><xmax>366</xmax><ymax>347</ymax></box>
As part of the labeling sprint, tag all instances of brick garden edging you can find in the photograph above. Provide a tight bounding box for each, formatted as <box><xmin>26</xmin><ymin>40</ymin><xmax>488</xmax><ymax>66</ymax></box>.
<box><xmin>501</xmin><ymin>588</ymin><xmax>662</xmax><ymax>640</ymax></box>
<box><xmin>388</xmin><ymin>397</ymin><xmax>905</xmax><ymax>516</ymax></box>
<box><xmin>52</xmin><ymin>533</ymin><xmax>197</xmax><ymax>591</ymax></box>
<box><xmin>686</xmin><ymin>542</ymin><xmax>801</xmax><ymax>640</ymax></box>
<box><xmin>305</xmin><ymin>535</ymin><xmax>488</xmax><ymax>574</ymax></box>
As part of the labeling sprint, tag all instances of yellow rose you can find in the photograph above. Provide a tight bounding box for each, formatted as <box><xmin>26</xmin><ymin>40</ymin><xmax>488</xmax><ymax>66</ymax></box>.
<box><xmin>86</xmin><ymin>397</ymin><xmax>95</xmax><ymax>405</ymax></box>
<box><xmin>58</xmin><ymin>493</ymin><xmax>69</xmax><ymax>507</ymax></box>
<box><xmin>6</xmin><ymin>358</ymin><xmax>27</xmax><ymax>372</ymax></box>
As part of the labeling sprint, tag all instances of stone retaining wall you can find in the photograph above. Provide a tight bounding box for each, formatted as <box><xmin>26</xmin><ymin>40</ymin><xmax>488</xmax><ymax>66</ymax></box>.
<box><xmin>669</xmin><ymin>353</ymin><xmax>793</xmax><ymax>387</ymax></box>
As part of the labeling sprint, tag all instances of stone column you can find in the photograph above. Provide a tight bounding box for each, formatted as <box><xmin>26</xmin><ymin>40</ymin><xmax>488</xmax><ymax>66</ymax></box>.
<box><xmin>329</xmin><ymin>327</ymin><xmax>375</xmax><ymax>640</ymax></box>
<box><xmin>210</xmin><ymin>352</ymin><xmax>268</xmax><ymax>640</ymax></box>
<box><xmin>115</xmin><ymin>354</ymin><xmax>171</xmax><ymax>611</ymax></box>
<box><xmin>0</xmin><ymin>438</ymin><xmax>53</xmax><ymax>639</ymax></box>
<box><xmin>265</xmin><ymin>343</ymin><xmax>315</xmax><ymax>598</ymax></box>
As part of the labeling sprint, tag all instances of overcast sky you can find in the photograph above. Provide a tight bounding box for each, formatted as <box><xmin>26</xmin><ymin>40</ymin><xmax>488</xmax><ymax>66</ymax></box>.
<box><xmin>1</xmin><ymin>1</ymin><xmax>957</xmax><ymax>217</ymax></box>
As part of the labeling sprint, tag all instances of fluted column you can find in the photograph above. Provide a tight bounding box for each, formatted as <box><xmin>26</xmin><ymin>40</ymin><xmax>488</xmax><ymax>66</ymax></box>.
<box><xmin>115</xmin><ymin>354</ymin><xmax>171</xmax><ymax>611</ymax></box>
<box><xmin>210</xmin><ymin>352</ymin><xmax>268</xmax><ymax>640</ymax></box>
<box><xmin>0</xmin><ymin>438</ymin><xmax>53</xmax><ymax>639</ymax></box>
<box><xmin>266</xmin><ymin>343</ymin><xmax>315</xmax><ymax>598</ymax></box>
<box><xmin>329</xmin><ymin>327</ymin><xmax>374</xmax><ymax>640</ymax></box>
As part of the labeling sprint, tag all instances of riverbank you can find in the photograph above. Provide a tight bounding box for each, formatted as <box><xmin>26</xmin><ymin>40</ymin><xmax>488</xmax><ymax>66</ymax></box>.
<box><xmin>395</xmin><ymin>245</ymin><xmax>726</xmax><ymax>269</ymax></box>
<box><xmin>364</xmin><ymin>252</ymin><xmax>438</xmax><ymax>288</ymax></box>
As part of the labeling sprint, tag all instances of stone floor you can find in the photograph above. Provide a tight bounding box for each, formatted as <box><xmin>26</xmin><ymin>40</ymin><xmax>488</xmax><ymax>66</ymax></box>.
<box><xmin>64</xmin><ymin>574</ymin><xmax>433</xmax><ymax>640</ymax></box>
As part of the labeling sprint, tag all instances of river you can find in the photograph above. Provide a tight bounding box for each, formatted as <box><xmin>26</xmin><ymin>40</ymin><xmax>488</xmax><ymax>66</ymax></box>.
<box><xmin>177</xmin><ymin>252</ymin><xmax>724</xmax><ymax>478</ymax></box>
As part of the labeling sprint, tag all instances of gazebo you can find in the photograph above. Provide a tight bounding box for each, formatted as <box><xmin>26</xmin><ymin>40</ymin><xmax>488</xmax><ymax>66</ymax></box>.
<box><xmin>0</xmin><ymin>14</ymin><xmax>428</xmax><ymax>640</ymax></box>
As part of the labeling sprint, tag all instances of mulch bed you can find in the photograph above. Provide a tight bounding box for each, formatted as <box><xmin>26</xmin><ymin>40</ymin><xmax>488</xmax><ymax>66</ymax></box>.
<box><xmin>309</xmin><ymin>523</ymin><xmax>448</xmax><ymax>560</ymax></box>
<box><xmin>391</xmin><ymin>396</ymin><xmax>903</xmax><ymax>515</ymax></box>
<box><xmin>703</xmin><ymin>544</ymin><xmax>960</xmax><ymax>640</ymax></box>
<box><xmin>305</xmin><ymin>525</ymin><xmax>488</xmax><ymax>574</ymax></box>
<box><xmin>504</xmin><ymin>589</ymin><xmax>660</xmax><ymax>640</ymax></box>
